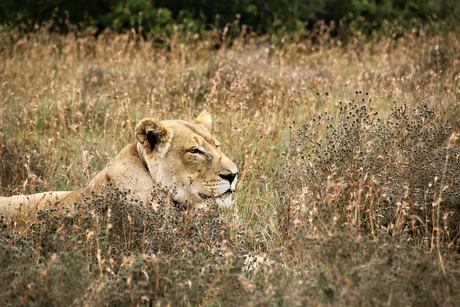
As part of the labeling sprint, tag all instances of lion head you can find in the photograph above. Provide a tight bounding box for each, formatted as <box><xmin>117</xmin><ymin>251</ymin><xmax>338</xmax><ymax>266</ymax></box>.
<box><xmin>134</xmin><ymin>111</ymin><xmax>238</xmax><ymax>208</ymax></box>
<box><xmin>0</xmin><ymin>112</ymin><xmax>238</xmax><ymax>223</ymax></box>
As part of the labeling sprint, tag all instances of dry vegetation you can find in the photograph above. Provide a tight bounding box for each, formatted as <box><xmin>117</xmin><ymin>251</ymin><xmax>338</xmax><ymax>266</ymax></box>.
<box><xmin>1</xmin><ymin>21</ymin><xmax>460</xmax><ymax>305</ymax></box>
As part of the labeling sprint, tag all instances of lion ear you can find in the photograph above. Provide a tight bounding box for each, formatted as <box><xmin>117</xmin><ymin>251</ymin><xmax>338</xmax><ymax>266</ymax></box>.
<box><xmin>135</xmin><ymin>118</ymin><xmax>174</xmax><ymax>157</ymax></box>
<box><xmin>192</xmin><ymin>111</ymin><xmax>212</xmax><ymax>131</ymax></box>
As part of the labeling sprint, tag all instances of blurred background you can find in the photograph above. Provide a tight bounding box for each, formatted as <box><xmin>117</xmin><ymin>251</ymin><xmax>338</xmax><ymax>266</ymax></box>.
<box><xmin>1</xmin><ymin>0</ymin><xmax>459</xmax><ymax>36</ymax></box>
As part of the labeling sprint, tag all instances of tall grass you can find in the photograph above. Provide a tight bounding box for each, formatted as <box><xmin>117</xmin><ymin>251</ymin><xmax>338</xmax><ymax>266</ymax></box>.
<box><xmin>1</xmin><ymin>22</ymin><xmax>459</xmax><ymax>305</ymax></box>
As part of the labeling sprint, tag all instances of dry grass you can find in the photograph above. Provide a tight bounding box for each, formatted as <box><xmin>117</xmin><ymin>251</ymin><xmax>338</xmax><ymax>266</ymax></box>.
<box><xmin>1</xmin><ymin>22</ymin><xmax>460</xmax><ymax>305</ymax></box>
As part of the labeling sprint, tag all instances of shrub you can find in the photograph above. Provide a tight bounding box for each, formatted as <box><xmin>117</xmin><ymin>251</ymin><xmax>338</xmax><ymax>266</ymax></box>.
<box><xmin>283</xmin><ymin>98</ymin><xmax>460</xmax><ymax>252</ymax></box>
<box><xmin>0</xmin><ymin>234</ymin><xmax>89</xmax><ymax>306</ymax></box>
<box><xmin>0</xmin><ymin>185</ymin><xmax>241</xmax><ymax>305</ymax></box>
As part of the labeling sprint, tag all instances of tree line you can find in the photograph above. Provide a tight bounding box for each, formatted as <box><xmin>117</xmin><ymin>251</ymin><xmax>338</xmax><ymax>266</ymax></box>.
<box><xmin>1</xmin><ymin>0</ymin><xmax>459</xmax><ymax>35</ymax></box>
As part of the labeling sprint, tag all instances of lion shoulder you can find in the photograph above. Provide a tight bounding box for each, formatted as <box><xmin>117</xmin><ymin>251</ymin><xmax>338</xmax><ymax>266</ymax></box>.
<box><xmin>62</xmin><ymin>142</ymin><xmax>154</xmax><ymax>205</ymax></box>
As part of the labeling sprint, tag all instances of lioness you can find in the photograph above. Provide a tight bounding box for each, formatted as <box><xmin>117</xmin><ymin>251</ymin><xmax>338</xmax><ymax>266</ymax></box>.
<box><xmin>0</xmin><ymin>111</ymin><xmax>238</xmax><ymax>223</ymax></box>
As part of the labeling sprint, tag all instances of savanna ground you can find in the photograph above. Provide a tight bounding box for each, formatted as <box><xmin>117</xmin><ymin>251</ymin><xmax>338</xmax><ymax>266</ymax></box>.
<box><xmin>1</xmin><ymin>21</ymin><xmax>460</xmax><ymax>306</ymax></box>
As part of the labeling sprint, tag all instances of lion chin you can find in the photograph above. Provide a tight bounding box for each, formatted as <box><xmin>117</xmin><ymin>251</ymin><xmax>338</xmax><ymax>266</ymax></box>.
<box><xmin>0</xmin><ymin>111</ymin><xmax>238</xmax><ymax>225</ymax></box>
<box><xmin>214</xmin><ymin>191</ymin><xmax>235</xmax><ymax>208</ymax></box>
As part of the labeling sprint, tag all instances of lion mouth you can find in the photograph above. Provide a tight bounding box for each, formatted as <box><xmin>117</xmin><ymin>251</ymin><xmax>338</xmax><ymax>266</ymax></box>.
<box><xmin>199</xmin><ymin>189</ymin><xmax>232</xmax><ymax>200</ymax></box>
<box><xmin>199</xmin><ymin>193</ymin><xmax>211</xmax><ymax>200</ymax></box>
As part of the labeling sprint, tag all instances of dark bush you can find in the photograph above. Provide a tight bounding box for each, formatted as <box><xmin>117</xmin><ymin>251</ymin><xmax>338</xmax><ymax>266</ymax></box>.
<box><xmin>1</xmin><ymin>0</ymin><xmax>458</xmax><ymax>36</ymax></box>
<box><xmin>283</xmin><ymin>97</ymin><xmax>460</xmax><ymax>252</ymax></box>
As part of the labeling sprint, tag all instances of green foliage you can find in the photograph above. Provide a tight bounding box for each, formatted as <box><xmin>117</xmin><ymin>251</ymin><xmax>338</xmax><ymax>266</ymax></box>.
<box><xmin>0</xmin><ymin>0</ymin><xmax>458</xmax><ymax>36</ymax></box>
<box><xmin>99</xmin><ymin>0</ymin><xmax>172</xmax><ymax>32</ymax></box>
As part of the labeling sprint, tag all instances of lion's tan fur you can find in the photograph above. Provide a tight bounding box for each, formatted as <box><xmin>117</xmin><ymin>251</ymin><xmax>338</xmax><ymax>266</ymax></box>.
<box><xmin>0</xmin><ymin>112</ymin><xmax>238</xmax><ymax>226</ymax></box>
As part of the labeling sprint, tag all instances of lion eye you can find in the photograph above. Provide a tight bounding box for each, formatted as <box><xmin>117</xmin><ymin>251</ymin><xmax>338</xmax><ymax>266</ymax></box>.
<box><xmin>188</xmin><ymin>147</ymin><xmax>213</xmax><ymax>161</ymax></box>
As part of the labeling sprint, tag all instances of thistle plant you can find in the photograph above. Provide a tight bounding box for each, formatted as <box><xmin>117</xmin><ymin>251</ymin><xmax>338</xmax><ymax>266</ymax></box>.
<box><xmin>284</xmin><ymin>97</ymin><xmax>460</xmax><ymax>249</ymax></box>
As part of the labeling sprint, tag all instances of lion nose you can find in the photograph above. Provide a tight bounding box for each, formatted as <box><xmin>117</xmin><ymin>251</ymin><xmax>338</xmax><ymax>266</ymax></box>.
<box><xmin>220</xmin><ymin>171</ymin><xmax>238</xmax><ymax>185</ymax></box>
